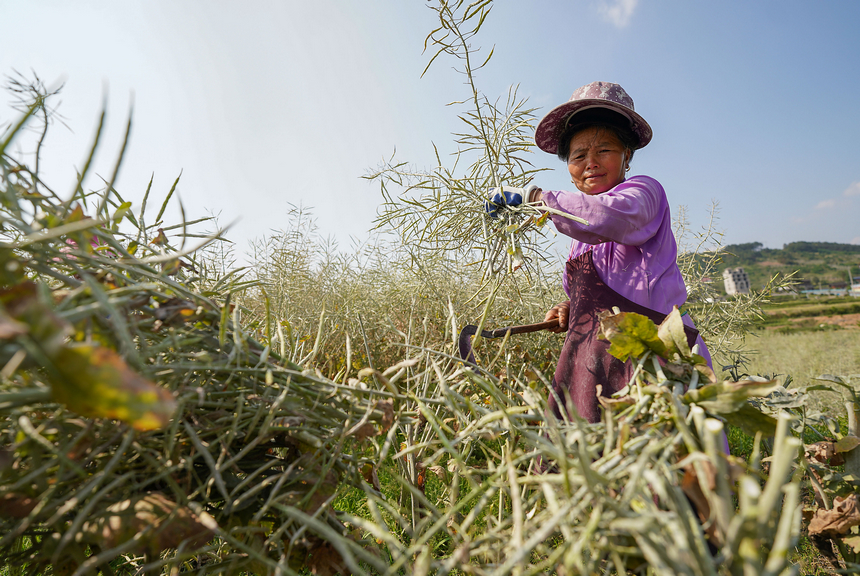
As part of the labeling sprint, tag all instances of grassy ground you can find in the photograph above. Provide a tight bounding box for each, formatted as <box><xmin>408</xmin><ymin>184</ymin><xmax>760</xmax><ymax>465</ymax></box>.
<box><xmin>730</xmin><ymin>321</ymin><xmax>860</xmax><ymax>574</ymax></box>
<box><xmin>742</xmin><ymin>328</ymin><xmax>860</xmax><ymax>412</ymax></box>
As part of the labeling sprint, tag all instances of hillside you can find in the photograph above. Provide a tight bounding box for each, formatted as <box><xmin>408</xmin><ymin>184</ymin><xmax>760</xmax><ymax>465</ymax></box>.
<box><xmin>710</xmin><ymin>241</ymin><xmax>860</xmax><ymax>293</ymax></box>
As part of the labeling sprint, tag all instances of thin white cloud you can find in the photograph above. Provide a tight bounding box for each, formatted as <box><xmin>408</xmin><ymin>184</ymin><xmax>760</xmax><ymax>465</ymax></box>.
<box><xmin>597</xmin><ymin>0</ymin><xmax>639</xmax><ymax>28</ymax></box>
<box><xmin>844</xmin><ymin>181</ymin><xmax>860</xmax><ymax>197</ymax></box>
<box><xmin>815</xmin><ymin>199</ymin><xmax>836</xmax><ymax>210</ymax></box>
<box><xmin>852</xmin><ymin>236</ymin><xmax>860</xmax><ymax>245</ymax></box>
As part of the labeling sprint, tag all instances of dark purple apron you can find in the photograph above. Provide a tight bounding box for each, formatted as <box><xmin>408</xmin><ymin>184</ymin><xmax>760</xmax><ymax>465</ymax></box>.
<box><xmin>548</xmin><ymin>249</ymin><xmax>700</xmax><ymax>423</ymax></box>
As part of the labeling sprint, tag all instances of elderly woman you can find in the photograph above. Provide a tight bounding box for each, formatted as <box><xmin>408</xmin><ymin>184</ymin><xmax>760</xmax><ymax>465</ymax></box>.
<box><xmin>526</xmin><ymin>81</ymin><xmax>712</xmax><ymax>423</ymax></box>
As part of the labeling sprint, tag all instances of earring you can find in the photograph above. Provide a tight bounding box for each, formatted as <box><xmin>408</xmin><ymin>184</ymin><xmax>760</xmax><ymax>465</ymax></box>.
<box><xmin>625</xmin><ymin>166</ymin><xmax>630</xmax><ymax>172</ymax></box>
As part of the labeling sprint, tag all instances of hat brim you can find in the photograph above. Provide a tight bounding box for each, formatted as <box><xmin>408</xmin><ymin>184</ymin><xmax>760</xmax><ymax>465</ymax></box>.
<box><xmin>535</xmin><ymin>99</ymin><xmax>652</xmax><ymax>155</ymax></box>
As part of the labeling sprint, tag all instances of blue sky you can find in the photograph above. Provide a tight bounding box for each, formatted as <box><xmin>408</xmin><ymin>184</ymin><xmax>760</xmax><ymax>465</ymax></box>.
<box><xmin>2</xmin><ymin>0</ymin><xmax>859</xmax><ymax>254</ymax></box>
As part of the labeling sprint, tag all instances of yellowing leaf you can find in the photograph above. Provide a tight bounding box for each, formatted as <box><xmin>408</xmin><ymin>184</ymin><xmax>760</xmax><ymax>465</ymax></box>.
<box><xmin>835</xmin><ymin>435</ymin><xmax>860</xmax><ymax>454</ymax></box>
<box><xmin>656</xmin><ymin>307</ymin><xmax>692</xmax><ymax>360</ymax></box>
<box><xmin>63</xmin><ymin>204</ymin><xmax>87</xmax><ymax>225</ymax></box>
<box><xmin>599</xmin><ymin>311</ymin><xmax>667</xmax><ymax>362</ymax></box>
<box><xmin>51</xmin><ymin>345</ymin><xmax>176</xmax><ymax>430</ymax></box>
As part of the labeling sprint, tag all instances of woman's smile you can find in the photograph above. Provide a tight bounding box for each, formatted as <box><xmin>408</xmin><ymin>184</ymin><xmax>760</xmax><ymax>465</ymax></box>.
<box><xmin>567</xmin><ymin>127</ymin><xmax>628</xmax><ymax>195</ymax></box>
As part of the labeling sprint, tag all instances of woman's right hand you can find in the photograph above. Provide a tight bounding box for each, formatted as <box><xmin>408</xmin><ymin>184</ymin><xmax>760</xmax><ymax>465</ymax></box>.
<box><xmin>545</xmin><ymin>300</ymin><xmax>570</xmax><ymax>333</ymax></box>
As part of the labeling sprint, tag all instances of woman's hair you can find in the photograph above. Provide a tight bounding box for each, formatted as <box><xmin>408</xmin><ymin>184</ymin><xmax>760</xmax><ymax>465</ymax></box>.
<box><xmin>556</xmin><ymin>108</ymin><xmax>638</xmax><ymax>164</ymax></box>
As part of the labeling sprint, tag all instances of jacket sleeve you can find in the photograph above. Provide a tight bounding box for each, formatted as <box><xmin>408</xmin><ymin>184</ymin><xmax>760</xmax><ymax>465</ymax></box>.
<box><xmin>542</xmin><ymin>176</ymin><xmax>666</xmax><ymax>246</ymax></box>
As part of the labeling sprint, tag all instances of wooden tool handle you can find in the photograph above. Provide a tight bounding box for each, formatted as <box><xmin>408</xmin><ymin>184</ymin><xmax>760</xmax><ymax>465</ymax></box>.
<box><xmin>487</xmin><ymin>317</ymin><xmax>560</xmax><ymax>338</ymax></box>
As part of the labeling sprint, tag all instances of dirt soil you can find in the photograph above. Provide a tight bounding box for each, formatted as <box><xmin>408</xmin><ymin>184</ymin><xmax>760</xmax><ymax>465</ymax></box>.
<box><xmin>786</xmin><ymin>312</ymin><xmax>860</xmax><ymax>330</ymax></box>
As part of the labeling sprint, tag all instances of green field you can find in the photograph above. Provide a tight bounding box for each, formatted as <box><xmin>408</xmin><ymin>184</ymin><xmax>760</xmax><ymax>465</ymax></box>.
<box><xmin>740</xmin><ymin>327</ymin><xmax>860</xmax><ymax>426</ymax></box>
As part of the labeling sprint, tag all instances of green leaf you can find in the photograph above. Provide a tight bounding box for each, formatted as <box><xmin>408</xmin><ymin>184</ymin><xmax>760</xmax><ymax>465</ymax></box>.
<box><xmin>816</xmin><ymin>374</ymin><xmax>848</xmax><ymax>386</ymax></box>
<box><xmin>720</xmin><ymin>403</ymin><xmax>778</xmax><ymax>437</ymax></box>
<box><xmin>805</xmin><ymin>384</ymin><xmax>838</xmax><ymax>393</ymax></box>
<box><xmin>50</xmin><ymin>344</ymin><xmax>176</xmax><ymax>430</ymax></box>
<box><xmin>113</xmin><ymin>201</ymin><xmax>133</xmax><ymax>222</ymax></box>
<box><xmin>682</xmin><ymin>378</ymin><xmax>780</xmax><ymax>414</ymax></box>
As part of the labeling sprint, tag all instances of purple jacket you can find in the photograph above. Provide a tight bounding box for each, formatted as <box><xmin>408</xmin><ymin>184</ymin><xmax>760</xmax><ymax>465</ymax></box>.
<box><xmin>542</xmin><ymin>175</ymin><xmax>712</xmax><ymax>365</ymax></box>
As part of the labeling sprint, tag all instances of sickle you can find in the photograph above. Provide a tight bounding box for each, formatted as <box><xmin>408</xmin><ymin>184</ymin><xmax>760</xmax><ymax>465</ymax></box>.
<box><xmin>458</xmin><ymin>318</ymin><xmax>560</xmax><ymax>366</ymax></box>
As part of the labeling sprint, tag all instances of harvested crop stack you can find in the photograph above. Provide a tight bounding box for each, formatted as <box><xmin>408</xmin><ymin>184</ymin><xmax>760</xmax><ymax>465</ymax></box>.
<box><xmin>362</xmin><ymin>308</ymin><xmax>802</xmax><ymax>575</ymax></box>
<box><xmin>0</xmin><ymin>109</ymin><xmax>395</xmax><ymax>575</ymax></box>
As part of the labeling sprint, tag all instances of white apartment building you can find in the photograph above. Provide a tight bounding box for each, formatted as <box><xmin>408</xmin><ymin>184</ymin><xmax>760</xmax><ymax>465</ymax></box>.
<box><xmin>723</xmin><ymin>267</ymin><xmax>751</xmax><ymax>295</ymax></box>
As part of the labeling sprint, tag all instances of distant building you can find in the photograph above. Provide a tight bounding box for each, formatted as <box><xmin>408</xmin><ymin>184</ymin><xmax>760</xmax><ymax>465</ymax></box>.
<box><xmin>849</xmin><ymin>271</ymin><xmax>860</xmax><ymax>297</ymax></box>
<box><xmin>723</xmin><ymin>267</ymin><xmax>751</xmax><ymax>295</ymax></box>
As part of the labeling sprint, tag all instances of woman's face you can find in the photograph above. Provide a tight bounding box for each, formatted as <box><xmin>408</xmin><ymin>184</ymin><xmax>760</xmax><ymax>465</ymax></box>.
<box><xmin>566</xmin><ymin>126</ymin><xmax>629</xmax><ymax>195</ymax></box>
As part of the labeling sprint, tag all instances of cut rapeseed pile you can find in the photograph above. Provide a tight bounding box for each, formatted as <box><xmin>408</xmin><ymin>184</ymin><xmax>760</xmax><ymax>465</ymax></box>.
<box><xmin>0</xmin><ymin>101</ymin><xmax>395</xmax><ymax>575</ymax></box>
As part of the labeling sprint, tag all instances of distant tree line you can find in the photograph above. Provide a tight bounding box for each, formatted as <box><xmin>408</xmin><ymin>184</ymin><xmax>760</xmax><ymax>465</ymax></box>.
<box><xmin>711</xmin><ymin>241</ymin><xmax>860</xmax><ymax>293</ymax></box>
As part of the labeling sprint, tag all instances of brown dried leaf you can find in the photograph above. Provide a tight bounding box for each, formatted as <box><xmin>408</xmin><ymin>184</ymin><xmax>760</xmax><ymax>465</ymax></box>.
<box><xmin>307</xmin><ymin>539</ymin><xmax>349</xmax><ymax>576</ymax></box>
<box><xmin>808</xmin><ymin>494</ymin><xmax>860</xmax><ymax>537</ymax></box>
<box><xmin>0</xmin><ymin>311</ymin><xmax>27</xmax><ymax>339</ymax></box>
<box><xmin>662</xmin><ymin>362</ymin><xmax>688</xmax><ymax>378</ymax></box>
<box><xmin>376</xmin><ymin>399</ymin><xmax>394</xmax><ymax>432</ymax></box>
<box><xmin>351</xmin><ymin>422</ymin><xmax>378</xmax><ymax>442</ymax></box>
<box><xmin>428</xmin><ymin>465</ymin><xmax>446</xmax><ymax>481</ymax></box>
<box><xmin>447</xmin><ymin>511</ymin><xmax>465</xmax><ymax>535</ymax></box>
<box><xmin>152</xmin><ymin>297</ymin><xmax>202</xmax><ymax>325</ymax></box>
<box><xmin>302</xmin><ymin>471</ymin><xmax>339</xmax><ymax>515</ymax></box>
<box><xmin>807</xmin><ymin>441</ymin><xmax>836</xmax><ymax>463</ymax></box>
<box><xmin>82</xmin><ymin>493</ymin><xmax>217</xmax><ymax>555</ymax></box>
<box><xmin>0</xmin><ymin>448</ymin><xmax>12</xmax><ymax>471</ymax></box>
<box><xmin>415</xmin><ymin>463</ymin><xmax>426</xmax><ymax>493</ymax></box>
<box><xmin>0</xmin><ymin>492</ymin><xmax>38</xmax><ymax>518</ymax></box>
<box><xmin>361</xmin><ymin>463</ymin><xmax>381</xmax><ymax>491</ymax></box>
<box><xmin>680</xmin><ymin>461</ymin><xmax>722</xmax><ymax>546</ymax></box>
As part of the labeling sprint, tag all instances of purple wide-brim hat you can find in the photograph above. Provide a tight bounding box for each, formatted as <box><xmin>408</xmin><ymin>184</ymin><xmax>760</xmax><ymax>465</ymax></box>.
<box><xmin>535</xmin><ymin>81</ymin><xmax>652</xmax><ymax>154</ymax></box>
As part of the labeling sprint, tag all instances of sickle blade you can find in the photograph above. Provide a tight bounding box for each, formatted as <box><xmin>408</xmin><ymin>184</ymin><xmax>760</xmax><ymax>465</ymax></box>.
<box><xmin>458</xmin><ymin>324</ymin><xmax>479</xmax><ymax>365</ymax></box>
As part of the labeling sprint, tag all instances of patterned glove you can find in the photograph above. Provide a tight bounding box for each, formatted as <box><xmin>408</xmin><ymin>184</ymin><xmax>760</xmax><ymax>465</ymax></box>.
<box><xmin>484</xmin><ymin>185</ymin><xmax>541</xmax><ymax>218</ymax></box>
<box><xmin>484</xmin><ymin>187</ymin><xmax>524</xmax><ymax>218</ymax></box>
